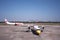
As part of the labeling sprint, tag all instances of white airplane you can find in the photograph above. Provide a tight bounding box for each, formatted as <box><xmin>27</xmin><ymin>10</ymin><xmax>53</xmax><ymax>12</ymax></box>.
<box><xmin>5</xmin><ymin>19</ymin><xmax>24</xmax><ymax>26</ymax></box>
<box><xmin>4</xmin><ymin>18</ymin><xmax>36</xmax><ymax>26</ymax></box>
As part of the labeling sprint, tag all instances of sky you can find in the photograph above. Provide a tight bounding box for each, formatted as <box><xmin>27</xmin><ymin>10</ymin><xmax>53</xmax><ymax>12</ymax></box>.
<box><xmin>0</xmin><ymin>0</ymin><xmax>60</xmax><ymax>22</ymax></box>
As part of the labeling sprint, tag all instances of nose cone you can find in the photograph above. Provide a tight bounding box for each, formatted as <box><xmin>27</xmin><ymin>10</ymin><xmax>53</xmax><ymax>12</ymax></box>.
<box><xmin>36</xmin><ymin>30</ymin><xmax>41</xmax><ymax>35</ymax></box>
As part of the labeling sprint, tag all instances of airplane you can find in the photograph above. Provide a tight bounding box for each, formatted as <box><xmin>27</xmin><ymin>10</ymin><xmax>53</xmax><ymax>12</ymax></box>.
<box><xmin>19</xmin><ymin>25</ymin><xmax>44</xmax><ymax>38</ymax></box>
<box><xmin>4</xmin><ymin>18</ymin><xmax>34</xmax><ymax>26</ymax></box>
<box><xmin>5</xmin><ymin>19</ymin><xmax>24</xmax><ymax>26</ymax></box>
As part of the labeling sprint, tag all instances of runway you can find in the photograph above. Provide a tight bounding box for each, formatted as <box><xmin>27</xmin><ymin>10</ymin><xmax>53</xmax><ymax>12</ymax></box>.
<box><xmin>0</xmin><ymin>25</ymin><xmax>60</xmax><ymax>40</ymax></box>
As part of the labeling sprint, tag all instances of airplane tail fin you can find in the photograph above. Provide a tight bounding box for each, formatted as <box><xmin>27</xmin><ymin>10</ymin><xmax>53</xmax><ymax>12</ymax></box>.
<box><xmin>4</xmin><ymin>19</ymin><xmax>9</xmax><ymax>24</ymax></box>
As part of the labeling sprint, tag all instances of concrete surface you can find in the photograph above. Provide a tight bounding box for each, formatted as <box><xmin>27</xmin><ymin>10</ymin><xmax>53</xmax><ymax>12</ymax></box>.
<box><xmin>0</xmin><ymin>25</ymin><xmax>60</xmax><ymax>40</ymax></box>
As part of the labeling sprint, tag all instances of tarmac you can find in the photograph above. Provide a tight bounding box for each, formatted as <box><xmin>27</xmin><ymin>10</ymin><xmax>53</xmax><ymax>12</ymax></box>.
<box><xmin>0</xmin><ymin>25</ymin><xmax>60</xmax><ymax>40</ymax></box>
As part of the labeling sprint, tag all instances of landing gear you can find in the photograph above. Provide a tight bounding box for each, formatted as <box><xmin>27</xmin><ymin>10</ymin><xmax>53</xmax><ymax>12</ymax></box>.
<box><xmin>15</xmin><ymin>23</ymin><xmax>17</xmax><ymax>26</ymax></box>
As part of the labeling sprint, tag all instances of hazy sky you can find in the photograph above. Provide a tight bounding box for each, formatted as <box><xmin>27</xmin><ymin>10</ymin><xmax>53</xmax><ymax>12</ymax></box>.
<box><xmin>0</xmin><ymin>0</ymin><xmax>60</xmax><ymax>22</ymax></box>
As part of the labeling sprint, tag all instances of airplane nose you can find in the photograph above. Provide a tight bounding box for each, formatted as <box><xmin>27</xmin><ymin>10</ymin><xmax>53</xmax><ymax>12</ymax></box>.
<box><xmin>31</xmin><ymin>29</ymin><xmax>41</xmax><ymax>36</ymax></box>
<box><xmin>36</xmin><ymin>30</ymin><xmax>41</xmax><ymax>35</ymax></box>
